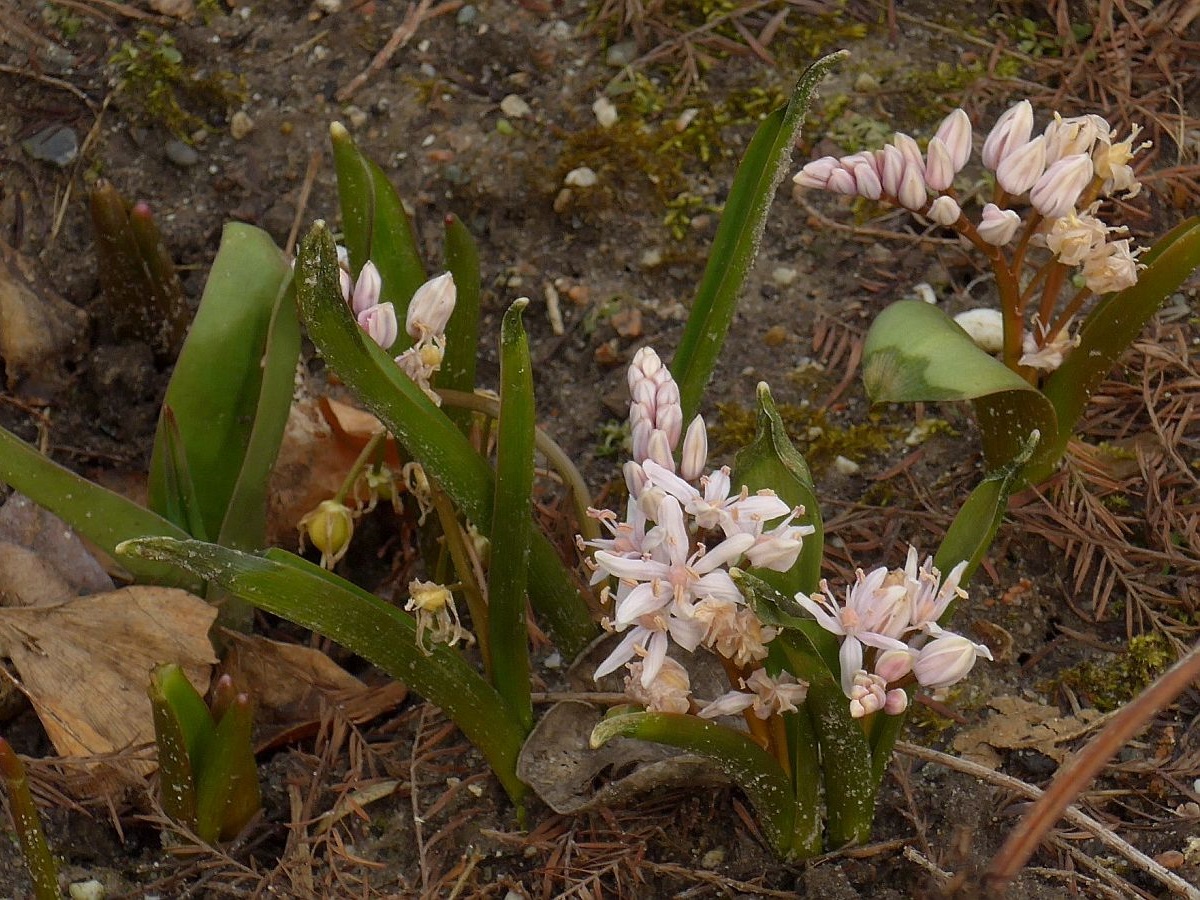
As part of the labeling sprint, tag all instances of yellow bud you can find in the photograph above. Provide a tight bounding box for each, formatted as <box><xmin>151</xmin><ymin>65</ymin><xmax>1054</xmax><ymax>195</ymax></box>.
<box><xmin>300</xmin><ymin>500</ymin><xmax>355</xmax><ymax>568</ymax></box>
<box><xmin>408</xmin><ymin>580</ymin><xmax>451</xmax><ymax>613</ymax></box>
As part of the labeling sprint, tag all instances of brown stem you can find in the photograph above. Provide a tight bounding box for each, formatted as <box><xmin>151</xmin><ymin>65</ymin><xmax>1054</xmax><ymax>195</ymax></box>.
<box><xmin>428</xmin><ymin>486</ymin><xmax>491</xmax><ymax>674</ymax></box>
<box><xmin>1035</xmin><ymin>263</ymin><xmax>1070</xmax><ymax>338</ymax></box>
<box><xmin>984</xmin><ymin>638</ymin><xmax>1200</xmax><ymax>894</ymax></box>
<box><xmin>1045</xmin><ymin>286</ymin><xmax>1094</xmax><ymax>343</ymax></box>
<box><xmin>768</xmin><ymin>714</ymin><xmax>792</xmax><ymax>779</ymax></box>
<box><xmin>717</xmin><ymin>655</ymin><xmax>770</xmax><ymax>749</ymax></box>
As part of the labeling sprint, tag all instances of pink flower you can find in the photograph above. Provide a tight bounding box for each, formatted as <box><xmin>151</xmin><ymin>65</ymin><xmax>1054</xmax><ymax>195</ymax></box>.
<box><xmin>995</xmin><ymin>134</ymin><xmax>1046</xmax><ymax>194</ymax></box>
<box><xmin>982</xmin><ymin>100</ymin><xmax>1034</xmax><ymax>170</ymax></box>
<box><xmin>1029</xmin><ymin>154</ymin><xmax>1094</xmax><ymax>218</ymax></box>
<box><xmin>976</xmin><ymin>203</ymin><xmax>1021</xmax><ymax>246</ymax></box>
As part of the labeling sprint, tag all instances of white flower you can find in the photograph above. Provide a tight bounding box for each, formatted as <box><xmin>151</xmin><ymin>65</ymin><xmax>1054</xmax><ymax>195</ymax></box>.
<box><xmin>902</xmin><ymin>547</ymin><xmax>968</xmax><ymax>630</ymax></box>
<box><xmin>912</xmin><ymin>632</ymin><xmax>992</xmax><ymax>689</ymax></box>
<box><xmin>405</xmin><ymin>580</ymin><xmax>473</xmax><ymax>655</ymax></box>
<box><xmin>625</xmin><ymin>657</ymin><xmax>692</xmax><ymax>714</ymax></box>
<box><xmin>1020</xmin><ymin>324</ymin><xmax>1079</xmax><ymax>373</ymax></box>
<box><xmin>1040</xmin><ymin>212</ymin><xmax>1111</xmax><ymax>266</ymax></box>
<box><xmin>1082</xmin><ymin>239</ymin><xmax>1143</xmax><ymax>294</ymax></box>
<box><xmin>698</xmin><ymin>668</ymin><xmax>808</xmax><ymax>720</ymax></box>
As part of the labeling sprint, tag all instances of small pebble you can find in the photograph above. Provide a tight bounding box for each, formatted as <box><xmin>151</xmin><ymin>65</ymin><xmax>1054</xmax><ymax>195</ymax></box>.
<box><xmin>230</xmin><ymin>110</ymin><xmax>254</xmax><ymax>140</ymax></box>
<box><xmin>854</xmin><ymin>72</ymin><xmax>880</xmax><ymax>93</ymax></box>
<box><xmin>563</xmin><ymin>166</ymin><xmax>597</xmax><ymax>188</ymax></box>
<box><xmin>21</xmin><ymin>124</ymin><xmax>78</xmax><ymax>167</ymax></box>
<box><xmin>639</xmin><ymin>248</ymin><xmax>662</xmax><ymax>269</ymax></box>
<box><xmin>343</xmin><ymin>105</ymin><xmax>368</xmax><ymax>129</ymax></box>
<box><xmin>1155</xmin><ymin>850</ymin><xmax>1185</xmax><ymax>870</ymax></box>
<box><xmin>500</xmin><ymin>94</ymin><xmax>531</xmax><ymax>118</ymax></box>
<box><xmin>455</xmin><ymin>4</ymin><xmax>476</xmax><ymax>24</ymax></box>
<box><xmin>763</xmin><ymin>325</ymin><xmax>788</xmax><ymax>347</ymax></box>
<box><xmin>833</xmin><ymin>455</ymin><xmax>860</xmax><ymax>476</ymax></box>
<box><xmin>605</xmin><ymin>40</ymin><xmax>637</xmax><ymax>67</ymax></box>
<box><xmin>611</xmin><ymin>308</ymin><xmax>642</xmax><ymax>338</ymax></box>
<box><xmin>592</xmin><ymin>96</ymin><xmax>618</xmax><ymax>128</ymax></box>
<box><xmin>911</xmin><ymin>282</ymin><xmax>937</xmax><ymax>304</ymax></box>
<box><xmin>164</xmin><ymin>139</ymin><xmax>199</xmax><ymax>168</ymax></box>
<box><xmin>700</xmin><ymin>848</ymin><xmax>725</xmax><ymax>868</ymax></box>
<box><xmin>566</xmin><ymin>284</ymin><xmax>589</xmax><ymax>305</ymax></box>
<box><xmin>953</xmin><ymin>308</ymin><xmax>1005</xmax><ymax>353</ymax></box>
<box><xmin>553</xmin><ymin>188</ymin><xmax>573</xmax><ymax>214</ymax></box>
<box><xmin>543</xmin><ymin>651</ymin><xmax>562</xmax><ymax>669</ymax></box>
<box><xmin>771</xmin><ymin>266</ymin><xmax>798</xmax><ymax>286</ymax></box>
<box><xmin>315</xmin><ymin>0</ymin><xmax>341</xmax><ymax>11</ymax></box>
<box><xmin>68</xmin><ymin>881</ymin><xmax>106</xmax><ymax>900</ymax></box>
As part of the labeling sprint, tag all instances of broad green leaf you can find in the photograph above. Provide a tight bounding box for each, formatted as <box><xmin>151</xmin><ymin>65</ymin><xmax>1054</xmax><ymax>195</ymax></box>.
<box><xmin>1034</xmin><ymin>218</ymin><xmax>1200</xmax><ymax>483</ymax></box>
<box><xmin>151</xmin><ymin>407</ymin><xmax>209</xmax><ymax>540</ymax></box>
<box><xmin>295</xmin><ymin>223</ymin><xmax>595</xmax><ymax>657</ymax></box>
<box><xmin>731</xmin><ymin>382</ymin><xmax>823</xmax><ymax>595</ymax></box>
<box><xmin>731</xmin><ymin>568</ymin><xmax>840</xmax><ymax>678</ymax></box>
<box><xmin>330</xmin><ymin>122</ymin><xmax>427</xmax><ymax>352</ymax></box>
<box><xmin>488</xmin><ymin>300</ymin><xmax>535</xmax><ymax>731</ymax></box>
<box><xmin>118</xmin><ymin>537</ymin><xmax>529</xmax><ymax>805</ymax></box>
<box><xmin>147</xmin><ymin>224</ymin><xmax>293</xmax><ymax>545</ymax></box>
<box><xmin>440</xmin><ymin>213</ymin><xmax>482</xmax><ymax>434</ymax></box>
<box><xmin>672</xmin><ymin>52</ymin><xmax>847</xmax><ymax>423</ymax></box>
<box><xmin>0</xmin><ymin>426</ymin><xmax>197</xmax><ymax>590</ymax></box>
<box><xmin>590</xmin><ymin>712</ymin><xmax>797</xmax><ymax>856</ymax></box>
<box><xmin>862</xmin><ymin>299</ymin><xmax>1059</xmax><ymax>473</ymax></box>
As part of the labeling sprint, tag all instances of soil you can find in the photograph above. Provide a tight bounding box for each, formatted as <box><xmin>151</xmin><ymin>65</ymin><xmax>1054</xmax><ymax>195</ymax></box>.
<box><xmin>1</xmin><ymin>0</ymin><xmax>1199</xmax><ymax>897</ymax></box>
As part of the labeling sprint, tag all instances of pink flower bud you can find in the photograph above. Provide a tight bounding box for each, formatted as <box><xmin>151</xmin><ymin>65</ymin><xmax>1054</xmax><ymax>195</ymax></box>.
<box><xmin>339</xmin><ymin>268</ymin><xmax>353</xmax><ymax>305</ymax></box>
<box><xmin>826</xmin><ymin>167</ymin><xmax>857</xmax><ymax>195</ymax></box>
<box><xmin>357</xmin><ymin>301</ymin><xmax>398</xmax><ymax>349</ymax></box>
<box><xmin>883</xmin><ymin>688</ymin><xmax>908</xmax><ymax>715</ymax></box>
<box><xmin>853</xmin><ymin>162</ymin><xmax>882</xmax><ymax>200</ymax></box>
<box><xmin>793</xmin><ymin>156</ymin><xmax>840</xmax><ymax>189</ymax></box>
<box><xmin>927</xmin><ymin>195</ymin><xmax>961</xmax><ymax>226</ymax></box>
<box><xmin>406</xmin><ymin>272</ymin><xmax>456</xmax><ymax>341</ymax></box>
<box><xmin>623</xmin><ymin>460</ymin><xmax>647</xmax><ymax>498</ymax></box>
<box><xmin>924</xmin><ymin>138</ymin><xmax>956</xmax><ymax>191</ymax></box>
<box><xmin>995</xmin><ymin>134</ymin><xmax>1046</xmax><ymax>194</ymax></box>
<box><xmin>350</xmin><ymin>260</ymin><xmax>382</xmax><ymax>315</ymax></box>
<box><xmin>892</xmin><ymin>132</ymin><xmax>923</xmax><ymax>170</ymax></box>
<box><xmin>976</xmin><ymin>203</ymin><xmax>1021</xmax><ymax>245</ymax></box>
<box><xmin>982</xmin><ymin>100</ymin><xmax>1033</xmax><ymax>170</ymax></box>
<box><xmin>656</xmin><ymin>403</ymin><xmax>683</xmax><ymax>451</ymax></box>
<box><xmin>878</xmin><ymin>144</ymin><xmax>905</xmax><ymax>196</ymax></box>
<box><xmin>646</xmin><ymin>429</ymin><xmax>675</xmax><ymax>472</ymax></box>
<box><xmin>874</xmin><ymin>648</ymin><xmax>915</xmax><ymax>683</ymax></box>
<box><xmin>897</xmin><ymin>163</ymin><xmax>927</xmax><ymax>210</ymax></box>
<box><xmin>913</xmin><ymin>633</ymin><xmax>991</xmax><ymax>689</ymax></box>
<box><xmin>628</xmin><ymin>346</ymin><xmax>664</xmax><ymax>390</ymax></box>
<box><xmin>630</xmin><ymin>420</ymin><xmax>652</xmax><ymax>464</ymax></box>
<box><xmin>934</xmin><ymin>108</ymin><xmax>973</xmax><ymax>170</ymax></box>
<box><xmin>679</xmin><ymin>415</ymin><xmax>708</xmax><ymax>481</ymax></box>
<box><xmin>1029</xmin><ymin>153</ymin><xmax>1093</xmax><ymax>219</ymax></box>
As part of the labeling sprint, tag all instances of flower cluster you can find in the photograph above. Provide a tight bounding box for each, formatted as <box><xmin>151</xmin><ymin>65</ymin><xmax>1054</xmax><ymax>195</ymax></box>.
<box><xmin>794</xmin><ymin>101</ymin><xmax>1150</xmax><ymax>372</ymax></box>
<box><xmin>336</xmin><ymin>247</ymin><xmax>396</xmax><ymax>350</ymax></box>
<box><xmin>583</xmin><ymin>348</ymin><xmax>814</xmax><ymax>718</ymax></box>
<box><xmin>797</xmin><ymin>548</ymin><xmax>992</xmax><ymax>717</ymax></box>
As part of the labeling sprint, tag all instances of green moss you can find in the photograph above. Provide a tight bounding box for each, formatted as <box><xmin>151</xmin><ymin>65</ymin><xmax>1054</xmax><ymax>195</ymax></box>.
<box><xmin>44</xmin><ymin>4</ymin><xmax>84</xmax><ymax>40</ymax></box>
<box><xmin>594</xmin><ymin>419</ymin><xmax>630</xmax><ymax>460</ymax></box>
<box><xmin>1058</xmin><ymin>634</ymin><xmax>1174</xmax><ymax>712</ymax></box>
<box><xmin>710</xmin><ymin>399</ymin><xmax>904</xmax><ymax>473</ymax></box>
<box><xmin>108</xmin><ymin>29</ymin><xmax>245</xmax><ymax>139</ymax></box>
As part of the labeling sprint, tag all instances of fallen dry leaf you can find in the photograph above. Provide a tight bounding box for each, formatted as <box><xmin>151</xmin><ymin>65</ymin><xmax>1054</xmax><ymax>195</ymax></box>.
<box><xmin>0</xmin><ymin>493</ymin><xmax>113</xmax><ymax>595</ymax></box>
<box><xmin>0</xmin><ymin>541</ymin><xmax>74</xmax><ymax>608</ymax></box>
<box><xmin>0</xmin><ymin>587</ymin><xmax>217</xmax><ymax>771</ymax></box>
<box><xmin>951</xmin><ymin>695</ymin><xmax>1105</xmax><ymax>769</ymax></box>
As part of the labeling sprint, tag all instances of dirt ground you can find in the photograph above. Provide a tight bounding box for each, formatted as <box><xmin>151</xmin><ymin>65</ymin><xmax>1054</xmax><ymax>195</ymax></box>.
<box><xmin>2</xmin><ymin>0</ymin><xmax>1199</xmax><ymax>896</ymax></box>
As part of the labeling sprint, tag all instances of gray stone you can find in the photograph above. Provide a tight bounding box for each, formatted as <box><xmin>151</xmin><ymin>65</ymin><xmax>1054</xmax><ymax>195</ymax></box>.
<box><xmin>21</xmin><ymin>125</ymin><xmax>78</xmax><ymax>167</ymax></box>
<box><xmin>605</xmin><ymin>40</ymin><xmax>637</xmax><ymax>67</ymax></box>
<box><xmin>165</xmin><ymin>139</ymin><xmax>199</xmax><ymax>168</ymax></box>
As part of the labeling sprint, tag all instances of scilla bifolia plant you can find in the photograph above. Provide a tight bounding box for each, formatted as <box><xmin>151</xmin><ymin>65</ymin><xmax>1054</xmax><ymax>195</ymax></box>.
<box><xmin>795</xmin><ymin>102</ymin><xmax>1200</xmax><ymax>484</ymax></box>
<box><xmin>0</xmin><ymin>738</ymin><xmax>60</xmax><ymax>899</ymax></box>
<box><xmin>584</xmin><ymin>356</ymin><xmax>1015</xmax><ymax>857</ymax></box>
<box><xmin>119</xmin><ymin>54</ymin><xmax>850</xmax><ymax>818</ymax></box>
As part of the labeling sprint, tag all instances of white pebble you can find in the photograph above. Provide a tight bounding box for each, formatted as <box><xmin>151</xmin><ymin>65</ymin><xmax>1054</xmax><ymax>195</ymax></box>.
<box><xmin>833</xmin><ymin>455</ymin><xmax>860</xmax><ymax>475</ymax></box>
<box><xmin>564</xmin><ymin>166</ymin><xmax>597</xmax><ymax>188</ymax></box>
<box><xmin>69</xmin><ymin>881</ymin><xmax>106</xmax><ymax>900</ymax></box>
<box><xmin>500</xmin><ymin>94</ymin><xmax>531</xmax><ymax>118</ymax></box>
<box><xmin>772</xmin><ymin>266</ymin><xmax>798</xmax><ymax>286</ymax></box>
<box><xmin>911</xmin><ymin>282</ymin><xmax>937</xmax><ymax>304</ymax></box>
<box><xmin>592</xmin><ymin>96</ymin><xmax>618</xmax><ymax>128</ymax></box>
<box><xmin>953</xmin><ymin>308</ymin><xmax>1005</xmax><ymax>354</ymax></box>
<box><xmin>229</xmin><ymin>110</ymin><xmax>254</xmax><ymax>140</ymax></box>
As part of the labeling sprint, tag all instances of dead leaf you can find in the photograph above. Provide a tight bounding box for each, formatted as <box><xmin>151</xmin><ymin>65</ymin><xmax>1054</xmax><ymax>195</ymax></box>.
<box><xmin>220</xmin><ymin>631</ymin><xmax>406</xmax><ymax>750</ymax></box>
<box><xmin>0</xmin><ymin>541</ymin><xmax>74</xmax><ymax>607</ymax></box>
<box><xmin>951</xmin><ymin>695</ymin><xmax>1105</xmax><ymax>769</ymax></box>
<box><xmin>0</xmin><ymin>587</ymin><xmax>216</xmax><ymax>775</ymax></box>
<box><xmin>517</xmin><ymin>701</ymin><xmax>729</xmax><ymax>815</ymax></box>
<box><xmin>0</xmin><ymin>493</ymin><xmax>114</xmax><ymax>595</ymax></box>
<box><xmin>0</xmin><ymin>238</ymin><xmax>89</xmax><ymax>396</ymax></box>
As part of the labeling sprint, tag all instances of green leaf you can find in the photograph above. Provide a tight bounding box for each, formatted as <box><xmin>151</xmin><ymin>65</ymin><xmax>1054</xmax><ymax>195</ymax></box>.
<box><xmin>1034</xmin><ymin>218</ymin><xmax>1200</xmax><ymax>483</ymax></box>
<box><xmin>672</xmin><ymin>52</ymin><xmax>846</xmax><ymax>423</ymax></box>
<box><xmin>488</xmin><ymin>300</ymin><xmax>535</xmax><ymax>731</ymax></box>
<box><xmin>330</xmin><ymin>121</ymin><xmax>427</xmax><ymax>352</ymax></box>
<box><xmin>731</xmin><ymin>382</ymin><xmax>823</xmax><ymax>595</ymax></box>
<box><xmin>147</xmin><ymin>223</ymin><xmax>294</xmax><ymax>546</ymax></box>
<box><xmin>590</xmin><ymin>712</ymin><xmax>797</xmax><ymax>856</ymax></box>
<box><xmin>295</xmin><ymin>222</ymin><xmax>595</xmax><ymax>657</ymax></box>
<box><xmin>194</xmin><ymin>691</ymin><xmax>254</xmax><ymax>843</ymax></box>
<box><xmin>732</xmin><ymin>568</ymin><xmax>840</xmax><ymax>677</ymax></box>
<box><xmin>0</xmin><ymin>426</ymin><xmax>198</xmax><ymax>590</ymax></box>
<box><xmin>0</xmin><ymin>738</ymin><xmax>60</xmax><ymax>900</ymax></box>
<box><xmin>440</xmin><ymin>213</ymin><xmax>482</xmax><ymax>434</ymax></box>
<box><xmin>118</xmin><ymin>537</ymin><xmax>529</xmax><ymax>805</ymax></box>
<box><xmin>151</xmin><ymin>407</ymin><xmax>209</xmax><ymax>540</ymax></box>
<box><xmin>862</xmin><ymin>299</ymin><xmax>1059</xmax><ymax>473</ymax></box>
<box><xmin>148</xmin><ymin>663</ymin><xmax>215</xmax><ymax>830</ymax></box>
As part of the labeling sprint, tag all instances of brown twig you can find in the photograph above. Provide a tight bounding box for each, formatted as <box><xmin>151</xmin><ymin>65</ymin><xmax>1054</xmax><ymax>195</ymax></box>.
<box><xmin>979</xmin><ymin>638</ymin><xmax>1200</xmax><ymax>896</ymax></box>
<box><xmin>336</xmin><ymin>0</ymin><xmax>463</xmax><ymax>103</ymax></box>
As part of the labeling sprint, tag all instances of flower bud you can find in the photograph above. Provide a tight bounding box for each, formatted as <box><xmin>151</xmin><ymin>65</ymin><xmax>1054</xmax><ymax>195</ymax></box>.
<box><xmin>357</xmin><ymin>301</ymin><xmax>398</xmax><ymax>349</ymax></box>
<box><xmin>982</xmin><ymin>100</ymin><xmax>1033</xmax><ymax>170</ymax></box>
<box><xmin>853</xmin><ymin>162</ymin><xmax>882</xmax><ymax>200</ymax></box>
<box><xmin>883</xmin><ymin>688</ymin><xmax>908</xmax><ymax>715</ymax></box>
<box><xmin>896</xmin><ymin>162</ymin><xmax>927</xmax><ymax>210</ymax></box>
<box><xmin>892</xmin><ymin>132</ymin><xmax>923</xmax><ymax>170</ymax></box>
<box><xmin>405</xmin><ymin>272</ymin><xmax>456</xmax><ymax>341</ymax></box>
<box><xmin>1029</xmin><ymin>153</ymin><xmax>1093</xmax><ymax>219</ymax></box>
<box><xmin>623</xmin><ymin>460</ymin><xmax>648</xmax><ymax>498</ymax></box>
<box><xmin>646</xmin><ymin>429</ymin><xmax>675</xmax><ymax>472</ymax></box>
<box><xmin>913</xmin><ymin>632</ymin><xmax>991</xmax><ymax>689</ymax></box>
<box><xmin>826</xmin><ymin>167</ymin><xmax>857</xmax><ymax>195</ymax></box>
<box><xmin>350</xmin><ymin>260</ymin><xmax>382</xmax><ymax>315</ymax></box>
<box><xmin>976</xmin><ymin>203</ymin><xmax>1022</xmax><ymax>246</ymax></box>
<box><xmin>923</xmin><ymin>137</ymin><xmax>956</xmax><ymax>192</ymax></box>
<box><xmin>878</xmin><ymin>144</ymin><xmax>905</xmax><ymax>196</ymax></box>
<box><xmin>299</xmin><ymin>499</ymin><xmax>355</xmax><ymax>568</ymax></box>
<box><xmin>874</xmin><ymin>648</ymin><xmax>915</xmax><ymax>683</ymax></box>
<box><xmin>679</xmin><ymin>415</ymin><xmax>708</xmax><ymax>481</ymax></box>
<box><xmin>628</xmin><ymin>346</ymin><xmax>664</xmax><ymax>389</ymax></box>
<box><xmin>793</xmin><ymin>156</ymin><xmax>839</xmax><ymax>189</ymax></box>
<box><xmin>934</xmin><ymin>108</ymin><xmax>973</xmax><ymax>170</ymax></box>
<box><xmin>927</xmin><ymin>195</ymin><xmax>961</xmax><ymax>226</ymax></box>
<box><xmin>995</xmin><ymin>134</ymin><xmax>1046</xmax><ymax>194</ymax></box>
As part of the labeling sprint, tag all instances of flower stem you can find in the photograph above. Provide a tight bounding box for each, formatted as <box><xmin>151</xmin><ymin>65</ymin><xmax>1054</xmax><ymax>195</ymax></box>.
<box><xmin>429</xmin><ymin>485</ymin><xmax>491</xmax><ymax>675</ymax></box>
<box><xmin>0</xmin><ymin>739</ymin><xmax>60</xmax><ymax>900</ymax></box>
<box><xmin>1046</xmin><ymin>286</ymin><xmax>1093</xmax><ymax>342</ymax></box>
<box><xmin>1036</xmin><ymin>263</ymin><xmax>1070</xmax><ymax>336</ymax></box>
<box><xmin>334</xmin><ymin>429</ymin><xmax>386</xmax><ymax>505</ymax></box>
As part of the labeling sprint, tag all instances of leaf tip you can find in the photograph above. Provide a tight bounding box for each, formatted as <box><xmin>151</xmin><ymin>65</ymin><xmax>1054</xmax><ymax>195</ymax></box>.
<box><xmin>329</xmin><ymin>121</ymin><xmax>349</xmax><ymax>142</ymax></box>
